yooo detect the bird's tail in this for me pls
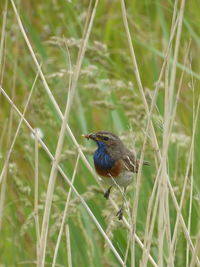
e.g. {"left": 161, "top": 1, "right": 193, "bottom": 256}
{"left": 136, "top": 159, "right": 150, "bottom": 168}
{"left": 135, "top": 159, "right": 150, "bottom": 173}
{"left": 143, "top": 160, "right": 150, "bottom": 166}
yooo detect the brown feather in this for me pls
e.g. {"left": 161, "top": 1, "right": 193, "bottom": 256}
{"left": 94, "top": 159, "right": 124, "bottom": 178}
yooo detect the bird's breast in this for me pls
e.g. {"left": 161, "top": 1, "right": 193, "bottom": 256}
{"left": 93, "top": 149, "right": 134, "bottom": 187}
{"left": 93, "top": 148, "right": 115, "bottom": 173}
{"left": 94, "top": 159, "right": 123, "bottom": 178}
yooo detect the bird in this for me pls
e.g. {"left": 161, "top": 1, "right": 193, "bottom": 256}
{"left": 82, "top": 131, "right": 149, "bottom": 220}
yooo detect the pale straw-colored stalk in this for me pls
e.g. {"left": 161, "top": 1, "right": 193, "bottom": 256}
{"left": 0, "top": 69, "right": 40, "bottom": 183}
{"left": 158, "top": 0, "right": 185, "bottom": 264}
{"left": 0, "top": 2, "right": 19, "bottom": 231}
{"left": 140, "top": 10, "right": 179, "bottom": 266}
{"left": 0, "top": 0, "right": 9, "bottom": 231}
{"left": 168, "top": 62, "right": 200, "bottom": 267}
{"left": 166, "top": 43, "right": 191, "bottom": 266}
{"left": 186, "top": 63, "right": 195, "bottom": 266}
{"left": 52, "top": 154, "right": 80, "bottom": 267}
{"left": 38, "top": 0, "right": 100, "bottom": 264}
{"left": 0, "top": 65, "right": 38, "bottom": 237}
{"left": 140, "top": 165, "right": 162, "bottom": 266}
{"left": 0, "top": 0, "right": 8, "bottom": 82}
{"left": 34, "top": 130, "right": 40, "bottom": 267}
{"left": 190, "top": 230, "right": 200, "bottom": 267}
{"left": 66, "top": 224, "right": 72, "bottom": 267}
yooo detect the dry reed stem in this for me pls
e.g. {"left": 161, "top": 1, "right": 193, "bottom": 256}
{"left": 51, "top": 43, "right": 73, "bottom": 267}
{"left": 120, "top": 0, "right": 161, "bottom": 160}
{"left": 140, "top": 166, "right": 162, "bottom": 266}
{"left": 170, "top": 91, "right": 200, "bottom": 264}
{"left": 167, "top": 43, "right": 191, "bottom": 266}
{"left": 1, "top": 66, "right": 42, "bottom": 263}
{"left": 52, "top": 154, "right": 80, "bottom": 267}
{"left": 0, "top": 67, "right": 39, "bottom": 234}
{"left": 168, "top": 181, "right": 200, "bottom": 266}
{"left": 186, "top": 63, "right": 195, "bottom": 266}
{"left": 120, "top": 2, "right": 160, "bottom": 265}
{"left": 157, "top": 3, "right": 179, "bottom": 264}
{"left": 168, "top": 74, "right": 200, "bottom": 266}
{"left": 34, "top": 130, "right": 40, "bottom": 267}
{"left": 0, "top": 0, "right": 9, "bottom": 231}
{"left": 140, "top": 11, "right": 180, "bottom": 267}
{"left": 158, "top": 0, "right": 185, "bottom": 264}
{"left": 38, "top": 0, "right": 99, "bottom": 265}
{"left": 132, "top": 13, "right": 180, "bottom": 267}
{"left": 0, "top": 3, "right": 18, "bottom": 231}
{"left": 0, "top": 0, "right": 8, "bottom": 81}
{"left": 190, "top": 231, "right": 200, "bottom": 267}
{"left": 120, "top": 0, "right": 168, "bottom": 265}
{"left": 0, "top": 69, "right": 40, "bottom": 183}
{"left": 66, "top": 224, "right": 72, "bottom": 267}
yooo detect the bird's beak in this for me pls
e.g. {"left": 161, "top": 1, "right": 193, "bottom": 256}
{"left": 82, "top": 133, "right": 96, "bottom": 140}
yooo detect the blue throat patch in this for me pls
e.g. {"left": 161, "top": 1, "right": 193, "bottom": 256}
{"left": 93, "top": 141, "right": 115, "bottom": 170}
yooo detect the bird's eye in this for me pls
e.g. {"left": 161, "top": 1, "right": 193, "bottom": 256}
{"left": 103, "top": 136, "right": 109, "bottom": 141}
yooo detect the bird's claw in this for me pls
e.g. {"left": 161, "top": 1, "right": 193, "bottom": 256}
{"left": 104, "top": 186, "right": 112, "bottom": 199}
{"left": 104, "top": 190, "right": 110, "bottom": 199}
{"left": 116, "top": 207, "right": 123, "bottom": 220}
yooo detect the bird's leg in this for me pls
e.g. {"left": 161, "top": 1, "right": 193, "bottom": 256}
{"left": 116, "top": 187, "right": 127, "bottom": 220}
{"left": 104, "top": 186, "right": 112, "bottom": 199}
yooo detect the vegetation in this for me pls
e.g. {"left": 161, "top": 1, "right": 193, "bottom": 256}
{"left": 0, "top": 0, "right": 200, "bottom": 266}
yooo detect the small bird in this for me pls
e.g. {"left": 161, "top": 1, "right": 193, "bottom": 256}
{"left": 83, "top": 131, "right": 149, "bottom": 220}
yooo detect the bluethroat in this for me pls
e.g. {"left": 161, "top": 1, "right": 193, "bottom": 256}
{"left": 83, "top": 131, "right": 149, "bottom": 220}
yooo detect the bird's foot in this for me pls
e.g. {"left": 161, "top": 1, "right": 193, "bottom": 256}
{"left": 116, "top": 207, "right": 123, "bottom": 220}
{"left": 104, "top": 186, "right": 112, "bottom": 199}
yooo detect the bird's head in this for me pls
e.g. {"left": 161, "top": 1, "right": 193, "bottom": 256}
{"left": 82, "top": 131, "right": 121, "bottom": 148}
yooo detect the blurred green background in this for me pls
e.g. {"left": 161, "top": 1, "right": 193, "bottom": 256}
{"left": 0, "top": 0, "right": 200, "bottom": 266}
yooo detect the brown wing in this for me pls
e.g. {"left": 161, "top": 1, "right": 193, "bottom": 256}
{"left": 122, "top": 151, "right": 150, "bottom": 173}
{"left": 122, "top": 150, "right": 138, "bottom": 173}
{"left": 105, "top": 140, "right": 150, "bottom": 173}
